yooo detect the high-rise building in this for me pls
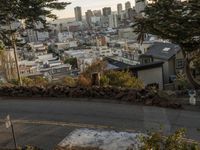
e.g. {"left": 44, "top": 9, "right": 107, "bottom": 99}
{"left": 109, "top": 13, "right": 118, "bottom": 28}
{"left": 85, "top": 10, "right": 94, "bottom": 26}
{"left": 74, "top": 6, "right": 82, "bottom": 22}
{"left": 135, "top": 0, "right": 146, "bottom": 14}
{"left": 102, "top": 7, "right": 112, "bottom": 17}
{"left": 93, "top": 10, "right": 102, "bottom": 17}
{"left": 125, "top": 1, "right": 131, "bottom": 11}
{"left": 117, "top": 3, "right": 123, "bottom": 15}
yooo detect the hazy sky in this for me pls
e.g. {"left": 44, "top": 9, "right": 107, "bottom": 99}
{"left": 53, "top": 0, "right": 136, "bottom": 19}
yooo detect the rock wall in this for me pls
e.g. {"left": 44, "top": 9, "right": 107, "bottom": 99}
{"left": 0, "top": 86, "right": 182, "bottom": 109}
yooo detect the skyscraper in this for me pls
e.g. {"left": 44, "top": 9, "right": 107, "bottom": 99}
{"left": 125, "top": 1, "right": 131, "bottom": 11}
{"left": 85, "top": 10, "right": 94, "bottom": 26}
{"left": 74, "top": 6, "right": 82, "bottom": 22}
{"left": 109, "top": 13, "right": 118, "bottom": 28}
{"left": 93, "top": 10, "right": 102, "bottom": 17}
{"left": 135, "top": 0, "right": 147, "bottom": 14}
{"left": 117, "top": 3, "right": 123, "bottom": 15}
{"left": 102, "top": 7, "right": 112, "bottom": 17}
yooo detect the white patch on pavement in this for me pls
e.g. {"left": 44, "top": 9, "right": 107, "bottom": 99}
{"left": 58, "top": 129, "right": 142, "bottom": 150}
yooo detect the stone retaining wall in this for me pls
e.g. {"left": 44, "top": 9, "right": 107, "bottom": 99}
{"left": 0, "top": 86, "right": 181, "bottom": 109}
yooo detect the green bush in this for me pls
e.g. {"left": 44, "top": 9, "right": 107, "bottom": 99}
{"left": 100, "top": 75, "right": 110, "bottom": 87}
{"left": 101, "top": 71, "right": 144, "bottom": 89}
{"left": 62, "top": 76, "right": 77, "bottom": 87}
{"left": 34, "top": 76, "right": 48, "bottom": 87}
{"left": 22, "top": 77, "right": 34, "bottom": 87}
{"left": 140, "top": 129, "right": 200, "bottom": 150}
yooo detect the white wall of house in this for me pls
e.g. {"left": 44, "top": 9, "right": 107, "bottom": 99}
{"left": 154, "top": 58, "right": 176, "bottom": 84}
{"left": 138, "top": 67, "right": 163, "bottom": 90}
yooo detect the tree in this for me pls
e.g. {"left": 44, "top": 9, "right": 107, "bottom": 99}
{"left": 0, "top": 0, "right": 70, "bottom": 85}
{"left": 82, "top": 60, "right": 107, "bottom": 78}
{"left": 133, "top": 0, "right": 200, "bottom": 88}
{"left": 64, "top": 57, "right": 78, "bottom": 69}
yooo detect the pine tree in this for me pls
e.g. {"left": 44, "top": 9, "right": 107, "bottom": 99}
{"left": 134, "top": 0, "right": 200, "bottom": 88}
{"left": 0, "top": 0, "right": 70, "bottom": 84}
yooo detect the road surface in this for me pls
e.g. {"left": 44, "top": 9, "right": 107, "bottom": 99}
{"left": 0, "top": 98, "right": 200, "bottom": 149}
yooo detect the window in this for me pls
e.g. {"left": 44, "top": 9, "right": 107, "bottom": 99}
{"left": 176, "top": 59, "right": 184, "bottom": 69}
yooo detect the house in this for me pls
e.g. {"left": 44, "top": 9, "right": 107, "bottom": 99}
{"left": 139, "top": 42, "right": 182, "bottom": 84}
{"left": 106, "top": 57, "right": 164, "bottom": 89}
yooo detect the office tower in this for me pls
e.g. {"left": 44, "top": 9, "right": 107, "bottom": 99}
{"left": 135, "top": 0, "right": 147, "bottom": 14}
{"left": 125, "top": 1, "right": 131, "bottom": 11}
{"left": 93, "top": 10, "right": 102, "bottom": 17}
{"left": 102, "top": 7, "right": 112, "bottom": 17}
{"left": 85, "top": 10, "right": 94, "bottom": 26}
{"left": 109, "top": 13, "right": 118, "bottom": 28}
{"left": 74, "top": 6, "right": 82, "bottom": 21}
{"left": 117, "top": 3, "right": 123, "bottom": 15}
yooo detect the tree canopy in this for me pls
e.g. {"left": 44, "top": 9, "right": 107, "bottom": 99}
{"left": 134, "top": 0, "right": 200, "bottom": 88}
{"left": 0, "top": 0, "right": 70, "bottom": 45}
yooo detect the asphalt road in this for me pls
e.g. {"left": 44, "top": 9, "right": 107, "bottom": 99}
{"left": 0, "top": 98, "right": 200, "bottom": 149}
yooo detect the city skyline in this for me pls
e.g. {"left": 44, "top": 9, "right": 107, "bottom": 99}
{"left": 53, "top": 0, "right": 136, "bottom": 19}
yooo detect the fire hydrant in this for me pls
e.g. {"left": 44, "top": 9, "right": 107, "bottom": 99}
{"left": 189, "top": 90, "right": 196, "bottom": 105}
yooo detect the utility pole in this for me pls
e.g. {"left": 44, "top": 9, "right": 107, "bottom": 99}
{"left": 11, "top": 33, "right": 22, "bottom": 86}
{"left": 8, "top": 19, "right": 22, "bottom": 86}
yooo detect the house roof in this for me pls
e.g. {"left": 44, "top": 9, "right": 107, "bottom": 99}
{"left": 106, "top": 57, "right": 164, "bottom": 71}
{"left": 145, "top": 42, "right": 181, "bottom": 60}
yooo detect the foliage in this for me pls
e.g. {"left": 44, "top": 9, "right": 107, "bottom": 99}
{"left": 77, "top": 75, "right": 91, "bottom": 87}
{"left": 100, "top": 75, "right": 110, "bottom": 87}
{"left": 82, "top": 60, "right": 107, "bottom": 78}
{"left": 176, "top": 73, "right": 190, "bottom": 90}
{"left": 10, "top": 79, "right": 20, "bottom": 85}
{"left": 133, "top": 0, "right": 200, "bottom": 88}
{"left": 140, "top": 128, "right": 200, "bottom": 150}
{"left": 0, "top": 0, "right": 70, "bottom": 45}
{"left": 18, "top": 145, "right": 43, "bottom": 150}
{"left": 64, "top": 57, "right": 78, "bottom": 69}
{"left": 101, "top": 71, "right": 144, "bottom": 89}
{"left": 22, "top": 77, "right": 34, "bottom": 86}
{"left": 62, "top": 76, "right": 77, "bottom": 87}
{"left": 34, "top": 76, "right": 48, "bottom": 87}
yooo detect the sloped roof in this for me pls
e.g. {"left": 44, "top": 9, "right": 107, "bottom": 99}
{"left": 145, "top": 42, "right": 181, "bottom": 60}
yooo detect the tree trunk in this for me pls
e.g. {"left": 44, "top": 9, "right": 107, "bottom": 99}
{"left": 185, "top": 58, "right": 200, "bottom": 89}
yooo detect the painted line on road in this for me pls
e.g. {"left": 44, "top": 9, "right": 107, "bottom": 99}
{"left": 0, "top": 119, "right": 136, "bottom": 132}
{"left": 0, "top": 119, "right": 199, "bottom": 144}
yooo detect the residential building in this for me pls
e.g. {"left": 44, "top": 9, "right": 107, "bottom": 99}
{"left": 125, "top": 1, "right": 131, "bottom": 11}
{"left": 102, "top": 7, "right": 112, "bottom": 17}
{"left": 106, "top": 57, "right": 164, "bottom": 89}
{"left": 109, "top": 13, "right": 118, "bottom": 28}
{"left": 74, "top": 6, "right": 82, "bottom": 22}
{"left": 135, "top": 0, "right": 146, "bottom": 14}
{"left": 117, "top": 3, "right": 123, "bottom": 15}
{"left": 85, "top": 10, "right": 94, "bottom": 26}
{"left": 139, "top": 42, "right": 181, "bottom": 84}
{"left": 93, "top": 10, "right": 102, "bottom": 17}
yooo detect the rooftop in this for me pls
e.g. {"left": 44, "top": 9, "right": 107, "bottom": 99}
{"left": 145, "top": 42, "right": 181, "bottom": 60}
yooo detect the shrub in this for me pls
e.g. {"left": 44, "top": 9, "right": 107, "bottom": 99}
{"left": 102, "top": 71, "right": 144, "bottom": 89}
{"left": 176, "top": 73, "right": 190, "bottom": 90}
{"left": 9, "top": 79, "right": 20, "bottom": 86}
{"left": 34, "top": 76, "right": 48, "bottom": 87}
{"left": 100, "top": 75, "right": 110, "bottom": 87}
{"left": 140, "top": 129, "right": 200, "bottom": 150}
{"left": 82, "top": 60, "right": 106, "bottom": 78}
{"left": 62, "top": 76, "right": 77, "bottom": 87}
{"left": 22, "top": 77, "right": 34, "bottom": 87}
{"left": 77, "top": 75, "right": 91, "bottom": 87}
